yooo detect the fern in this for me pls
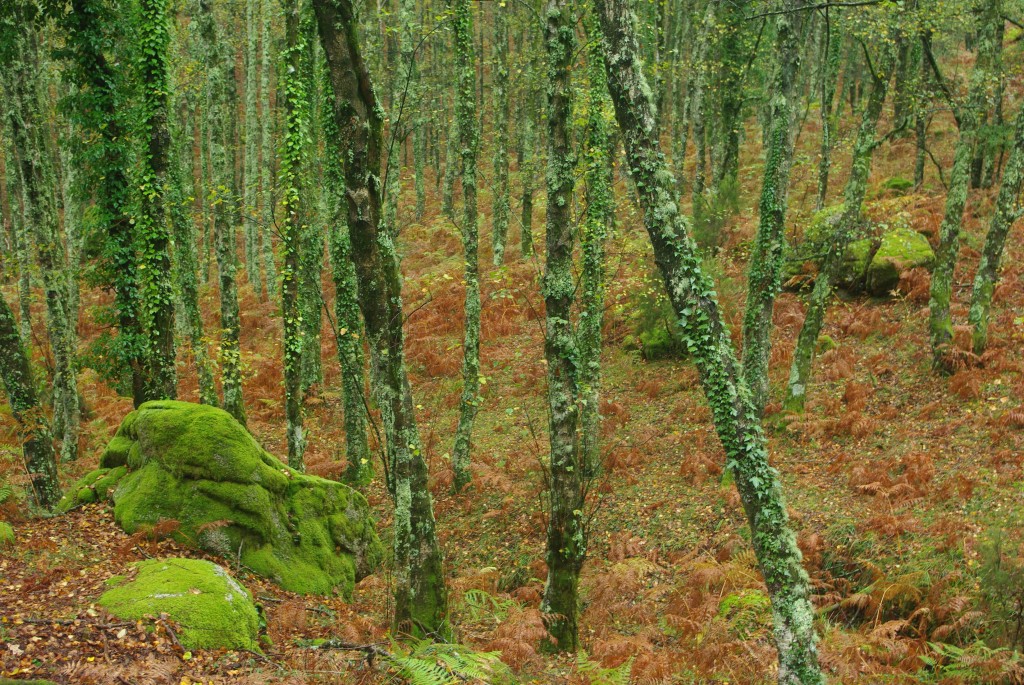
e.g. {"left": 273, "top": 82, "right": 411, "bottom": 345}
{"left": 0, "top": 481, "right": 13, "bottom": 505}
{"left": 576, "top": 650, "right": 633, "bottom": 685}
{"left": 384, "top": 639, "right": 515, "bottom": 685}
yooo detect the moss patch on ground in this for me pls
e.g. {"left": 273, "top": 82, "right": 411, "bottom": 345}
{"left": 99, "top": 558, "right": 259, "bottom": 651}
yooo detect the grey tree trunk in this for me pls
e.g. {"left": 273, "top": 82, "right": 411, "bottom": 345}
{"left": 451, "top": 0, "right": 482, "bottom": 493}
{"left": 312, "top": 0, "right": 448, "bottom": 637}
{"left": 815, "top": 13, "right": 843, "bottom": 210}
{"left": 491, "top": 6, "right": 511, "bottom": 265}
{"left": 593, "top": 2, "right": 823, "bottom": 681}
{"left": 540, "top": 0, "right": 585, "bottom": 651}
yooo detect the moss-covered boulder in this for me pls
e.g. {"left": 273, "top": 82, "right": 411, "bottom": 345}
{"left": 99, "top": 558, "right": 259, "bottom": 651}
{"left": 0, "top": 521, "right": 14, "bottom": 548}
{"left": 69, "top": 400, "right": 382, "bottom": 596}
{"left": 865, "top": 227, "right": 935, "bottom": 296}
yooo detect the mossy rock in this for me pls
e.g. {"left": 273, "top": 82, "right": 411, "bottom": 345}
{"left": 91, "top": 401, "right": 383, "bottom": 596}
{"left": 0, "top": 521, "right": 13, "bottom": 548}
{"left": 99, "top": 558, "right": 259, "bottom": 651}
{"left": 837, "top": 238, "right": 875, "bottom": 291}
{"left": 56, "top": 466, "right": 128, "bottom": 513}
{"left": 865, "top": 227, "right": 935, "bottom": 296}
{"left": 881, "top": 176, "right": 914, "bottom": 193}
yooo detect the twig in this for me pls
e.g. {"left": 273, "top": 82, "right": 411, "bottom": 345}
{"left": 745, "top": 0, "right": 883, "bottom": 21}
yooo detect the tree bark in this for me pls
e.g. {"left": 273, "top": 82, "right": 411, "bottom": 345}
{"left": 312, "top": 0, "right": 447, "bottom": 637}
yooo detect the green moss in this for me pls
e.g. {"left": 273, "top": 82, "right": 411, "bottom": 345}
{"left": 99, "top": 558, "right": 259, "bottom": 651}
{"left": 838, "top": 238, "right": 875, "bottom": 290}
{"left": 56, "top": 466, "right": 129, "bottom": 513}
{"left": 103, "top": 401, "right": 383, "bottom": 596}
{"left": 882, "top": 176, "right": 913, "bottom": 193}
{"left": 0, "top": 521, "right": 14, "bottom": 547}
{"left": 816, "top": 335, "right": 839, "bottom": 354}
{"left": 866, "top": 227, "right": 935, "bottom": 296}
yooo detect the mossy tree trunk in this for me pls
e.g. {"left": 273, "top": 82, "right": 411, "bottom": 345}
{"left": 815, "top": 11, "right": 843, "bottom": 210}
{"left": 709, "top": 0, "right": 749, "bottom": 190}
{"left": 741, "top": 0, "right": 805, "bottom": 416}
{"left": 593, "top": 2, "right": 824, "bottom": 681}
{"left": 579, "top": 10, "right": 614, "bottom": 477}
{"left": 259, "top": 0, "right": 278, "bottom": 299}
{"left": 243, "top": 0, "right": 264, "bottom": 300}
{"left": 197, "top": 0, "right": 246, "bottom": 425}
{"left": 137, "top": 0, "right": 178, "bottom": 403}
{"left": 928, "top": 0, "right": 1000, "bottom": 372}
{"left": 967, "top": 97, "right": 1024, "bottom": 354}
{"left": 312, "top": 0, "right": 448, "bottom": 637}
{"left": 64, "top": 0, "right": 146, "bottom": 405}
{"left": 281, "top": 0, "right": 308, "bottom": 468}
{"left": 0, "top": 292, "right": 62, "bottom": 511}
{"left": 539, "top": 0, "right": 585, "bottom": 652}
{"left": 784, "top": 40, "right": 897, "bottom": 414}
{"left": 451, "top": 0, "right": 482, "bottom": 493}
{"left": 6, "top": 18, "right": 80, "bottom": 463}
{"left": 491, "top": 5, "right": 511, "bottom": 266}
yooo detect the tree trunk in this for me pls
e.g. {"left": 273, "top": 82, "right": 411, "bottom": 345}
{"left": 967, "top": 97, "right": 1024, "bottom": 354}
{"left": 593, "top": 2, "right": 824, "bottom": 681}
{"left": 137, "top": 0, "right": 178, "bottom": 402}
{"left": 929, "top": 0, "right": 999, "bottom": 372}
{"left": 491, "top": 6, "right": 511, "bottom": 265}
{"left": 741, "top": 0, "right": 805, "bottom": 416}
{"left": 451, "top": 0, "right": 482, "bottom": 493}
{"left": 312, "top": 0, "right": 447, "bottom": 637}
{"left": 540, "top": 0, "right": 585, "bottom": 651}
{"left": 785, "top": 43, "right": 897, "bottom": 413}
{"left": 244, "top": 0, "right": 264, "bottom": 299}
{"left": 259, "top": 0, "right": 278, "bottom": 298}
{"left": 815, "top": 12, "right": 843, "bottom": 210}
{"left": 0, "top": 292, "right": 62, "bottom": 510}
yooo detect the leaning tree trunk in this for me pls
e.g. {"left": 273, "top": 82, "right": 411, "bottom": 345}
{"left": 540, "top": 0, "right": 585, "bottom": 652}
{"left": 0, "top": 292, "right": 62, "bottom": 510}
{"left": 451, "top": 0, "right": 482, "bottom": 493}
{"left": 928, "top": 0, "right": 1000, "bottom": 372}
{"left": 741, "top": 0, "right": 805, "bottom": 416}
{"left": 137, "top": 0, "right": 177, "bottom": 402}
{"left": 312, "top": 0, "right": 447, "bottom": 637}
{"left": 967, "top": 100, "right": 1024, "bottom": 354}
{"left": 784, "top": 43, "right": 896, "bottom": 413}
{"left": 593, "top": 2, "right": 824, "bottom": 681}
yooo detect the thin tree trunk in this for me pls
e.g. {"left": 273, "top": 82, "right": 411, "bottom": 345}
{"left": 244, "top": 0, "right": 264, "bottom": 299}
{"left": 491, "top": 6, "right": 511, "bottom": 265}
{"left": 929, "top": 0, "right": 999, "bottom": 372}
{"left": 785, "top": 43, "right": 897, "bottom": 412}
{"left": 0, "top": 292, "right": 62, "bottom": 510}
{"left": 451, "top": 0, "right": 482, "bottom": 493}
{"left": 741, "top": 0, "right": 805, "bottom": 416}
{"left": 594, "top": 3, "right": 824, "bottom": 681}
{"left": 967, "top": 100, "right": 1024, "bottom": 354}
{"left": 815, "top": 11, "right": 842, "bottom": 210}
{"left": 259, "top": 0, "right": 278, "bottom": 298}
{"left": 313, "top": 0, "right": 447, "bottom": 636}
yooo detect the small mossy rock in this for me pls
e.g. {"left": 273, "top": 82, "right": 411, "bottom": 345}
{"left": 866, "top": 227, "right": 935, "bottom": 296}
{"left": 99, "top": 558, "right": 259, "bottom": 651}
{"left": 0, "top": 521, "right": 14, "bottom": 548}
{"left": 106, "top": 400, "right": 383, "bottom": 595}
{"left": 56, "top": 465, "right": 129, "bottom": 513}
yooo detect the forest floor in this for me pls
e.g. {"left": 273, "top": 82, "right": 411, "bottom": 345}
{"left": 2, "top": 102, "right": 1024, "bottom": 685}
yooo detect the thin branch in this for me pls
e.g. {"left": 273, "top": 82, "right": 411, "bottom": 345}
{"left": 745, "top": 0, "right": 882, "bottom": 21}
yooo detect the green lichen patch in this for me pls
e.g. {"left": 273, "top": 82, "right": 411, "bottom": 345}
{"left": 101, "top": 401, "right": 383, "bottom": 596}
{"left": 0, "top": 521, "right": 14, "bottom": 548}
{"left": 866, "top": 227, "right": 936, "bottom": 296}
{"left": 99, "top": 558, "right": 259, "bottom": 651}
